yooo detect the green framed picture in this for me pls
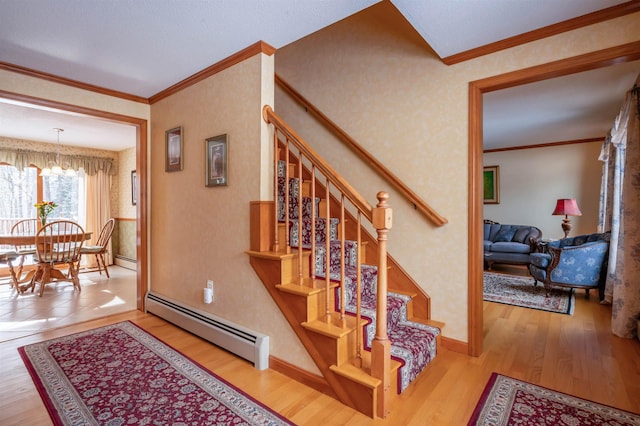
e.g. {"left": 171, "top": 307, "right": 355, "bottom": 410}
{"left": 483, "top": 165, "right": 499, "bottom": 204}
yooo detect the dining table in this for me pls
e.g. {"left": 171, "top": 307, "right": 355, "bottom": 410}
{"left": 0, "top": 231, "right": 92, "bottom": 293}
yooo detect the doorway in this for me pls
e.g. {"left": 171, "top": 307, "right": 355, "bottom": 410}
{"left": 467, "top": 41, "right": 640, "bottom": 356}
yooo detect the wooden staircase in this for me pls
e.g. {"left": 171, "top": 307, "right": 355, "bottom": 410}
{"left": 247, "top": 105, "right": 443, "bottom": 418}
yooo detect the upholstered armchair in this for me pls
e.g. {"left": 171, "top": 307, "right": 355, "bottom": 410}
{"left": 528, "top": 232, "right": 610, "bottom": 299}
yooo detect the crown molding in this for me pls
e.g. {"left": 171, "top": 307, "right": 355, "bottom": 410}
{"left": 0, "top": 61, "right": 149, "bottom": 104}
{"left": 442, "top": 1, "right": 640, "bottom": 65}
{"left": 483, "top": 137, "right": 605, "bottom": 153}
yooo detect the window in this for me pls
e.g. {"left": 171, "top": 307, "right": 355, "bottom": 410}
{"left": 0, "top": 165, "right": 86, "bottom": 232}
{"left": 42, "top": 174, "right": 85, "bottom": 223}
{"left": 0, "top": 165, "right": 37, "bottom": 233}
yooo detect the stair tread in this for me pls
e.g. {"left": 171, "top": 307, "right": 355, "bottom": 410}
{"left": 277, "top": 279, "right": 339, "bottom": 295}
{"left": 302, "top": 313, "right": 357, "bottom": 338}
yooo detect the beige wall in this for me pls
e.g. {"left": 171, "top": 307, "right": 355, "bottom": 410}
{"left": 149, "top": 53, "right": 317, "bottom": 372}
{"left": 484, "top": 142, "right": 603, "bottom": 240}
{"left": 117, "top": 147, "right": 137, "bottom": 219}
{"left": 275, "top": 2, "right": 640, "bottom": 342}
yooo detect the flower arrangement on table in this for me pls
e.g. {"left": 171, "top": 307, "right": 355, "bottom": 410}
{"left": 34, "top": 201, "right": 58, "bottom": 226}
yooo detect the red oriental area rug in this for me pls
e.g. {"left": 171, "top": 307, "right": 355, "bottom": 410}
{"left": 19, "top": 321, "right": 295, "bottom": 426}
{"left": 468, "top": 373, "right": 640, "bottom": 425}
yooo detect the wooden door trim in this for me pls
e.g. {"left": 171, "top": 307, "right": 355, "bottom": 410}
{"left": 0, "top": 89, "right": 148, "bottom": 311}
{"left": 468, "top": 41, "right": 640, "bottom": 356}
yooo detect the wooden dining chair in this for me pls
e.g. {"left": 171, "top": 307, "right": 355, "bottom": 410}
{"left": 10, "top": 218, "right": 39, "bottom": 284}
{"left": 0, "top": 249, "right": 20, "bottom": 289}
{"left": 29, "top": 220, "right": 85, "bottom": 297}
{"left": 77, "top": 218, "right": 115, "bottom": 277}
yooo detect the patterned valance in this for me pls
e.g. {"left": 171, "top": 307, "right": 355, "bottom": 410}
{"left": 0, "top": 148, "right": 116, "bottom": 176}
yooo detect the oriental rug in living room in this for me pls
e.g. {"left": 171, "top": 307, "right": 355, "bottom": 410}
{"left": 18, "top": 321, "right": 294, "bottom": 426}
{"left": 483, "top": 271, "right": 575, "bottom": 315}
{"left": 468, "top": 372, "right": 640, "bottom": 425}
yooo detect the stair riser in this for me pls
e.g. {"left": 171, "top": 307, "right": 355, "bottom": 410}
{"left": 280, "top": 254, "right": 311, "bottom": 285}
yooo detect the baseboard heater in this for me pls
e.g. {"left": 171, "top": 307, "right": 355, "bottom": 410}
{"left": 145, "top": 291, "right": 269, "bottom": 370}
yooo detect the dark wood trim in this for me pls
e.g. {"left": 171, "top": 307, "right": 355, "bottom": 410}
{"left": 0, "top": 62, "right": 149, "bottom": 104}
{"left": 0, "top": 89, "right": 148, "bottom": 312}
{"left": 149, "top": 41, "right": 276, "bottom": 104}
{"left": 269, "top": 356, "right": 334, "bottom": 397}
{"left": 443, "top": 2, "right": 640, "bottom": 65}
{"left": 468, "top": 41, "right": 640, "bottom": 357}
{"left": 484, "top": 137, "right": 605, "bottom": 153}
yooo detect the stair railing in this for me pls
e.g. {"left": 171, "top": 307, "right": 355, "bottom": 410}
{"left": 275, "top": 74, "right": 447, "bottom": 228}
{"left": 263, "top": 105, "right": 392, "bottom": 417}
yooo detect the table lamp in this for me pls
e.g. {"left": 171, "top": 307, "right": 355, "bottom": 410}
{"left": 552, "top": 198, "right": 582, "bottom": 238}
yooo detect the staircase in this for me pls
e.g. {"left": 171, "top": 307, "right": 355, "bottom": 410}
{"left": 248, "top": 106, "right": 443, "bottom": 418}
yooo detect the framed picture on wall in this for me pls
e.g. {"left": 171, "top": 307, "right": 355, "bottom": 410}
{"left": 131, "top": 170, "right": 137, "bottom": 206}
{"left": 205, "top": 134, "right": 228, "bottom": 187}
{"left": 165, "top": 126, "right": 183, "bottom": 172}
{"left": 483, "top": 165, "right": 500, "bottom": 204}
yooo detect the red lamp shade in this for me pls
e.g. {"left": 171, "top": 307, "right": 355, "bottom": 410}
{"left": 552, "top": 198, "right": 582, "bottom": 216}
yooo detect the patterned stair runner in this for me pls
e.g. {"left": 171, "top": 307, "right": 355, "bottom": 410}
{"left": 278, "top": 163, "right": 439, "bottom": 392}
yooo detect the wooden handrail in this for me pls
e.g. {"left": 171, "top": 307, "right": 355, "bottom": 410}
{"left": 275, "top": 74, "right": 448, "bottom": 227}
{"left": 263, "top": 105, "right": 374, "bottom": 222}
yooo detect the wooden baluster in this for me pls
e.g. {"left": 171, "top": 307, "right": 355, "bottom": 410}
{"left": 371, "top": 192, "right": 392, "bottom": 418}
{"left": 325, "top": 178, "right": 331, "bottom": 322}
{"left": 354, "top": 211, "right": 362, "bottom": 367}
{"left": 339, "top": 195, "right": 346, "bottom": 324}
{"left": 284, "top": 141, "right": 291, "bottom": 254}
{"left": 272, "top": 129, "right": 279, "bottom": 252}
{"left": 310, "top": 166, "right": 316, "bottom": 281}
{"left": 297, "top": 155, "right": 303, "bottom": 285}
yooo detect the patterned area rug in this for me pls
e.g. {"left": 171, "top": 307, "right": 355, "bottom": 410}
{"left": 19, "top": 321, "right": 294, "bottom": 426}
{"left": 468, "top": 373, "right": 640, "bottom": 425}
{"left": 484, "top": 271, "right": 575, "bottom": 315}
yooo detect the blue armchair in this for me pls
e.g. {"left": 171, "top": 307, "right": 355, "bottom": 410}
{"left": 528, "top": 232, "right": 610, "bottom": 299}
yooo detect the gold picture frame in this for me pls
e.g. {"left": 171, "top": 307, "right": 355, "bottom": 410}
{"left": 483, "top": 165, "right": 500, "bottom": 204}
{"left": 165, "top": 126, "right": 183, "bottom": 172}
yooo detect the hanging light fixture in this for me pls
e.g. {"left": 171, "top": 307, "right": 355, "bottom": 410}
{"left": 40, "top": 128, "right": 76, "bottom": 177}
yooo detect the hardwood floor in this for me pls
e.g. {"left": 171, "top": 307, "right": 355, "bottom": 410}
{"left": 1, "top": 270, "right": 639, "bottom": 425}
{"left": 0, "top": 266, "right": 136, "bottom": 342}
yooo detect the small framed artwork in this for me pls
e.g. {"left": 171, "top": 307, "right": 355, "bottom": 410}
{"left": 165, "top": 126, "right": 183, "bottom": 172}
{"left": 131, "top": 170, "right": 137, "bottom": 206}
{"left": 206, "top": 134, "right": 228, "bottom": 187}
{"left": 483, "top": 165, "right": 500, "bottom": 204}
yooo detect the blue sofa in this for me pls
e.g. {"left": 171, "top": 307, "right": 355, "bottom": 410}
{"left": 529, "top": 232, "right": 610, "bottom": 299}
{"left": 484, "top": 223, "right": 542, "bottom": 269}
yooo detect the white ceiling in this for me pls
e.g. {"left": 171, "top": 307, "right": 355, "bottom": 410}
{"left": 0, "top": 0, "right": 637, "bottom": 151}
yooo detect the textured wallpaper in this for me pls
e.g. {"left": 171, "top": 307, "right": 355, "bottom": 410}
{"left": 149, "top": 53, "right": 316, "bottom": 372}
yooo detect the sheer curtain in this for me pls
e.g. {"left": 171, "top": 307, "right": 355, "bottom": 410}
{"left": 84, "top": 170, "right": 113, "bottom": 269}
{"left": 598, "top": 74, "right": 640, "bottom": 338}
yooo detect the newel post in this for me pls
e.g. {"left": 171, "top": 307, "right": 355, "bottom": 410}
{"left": 371, "top": 191, "right": 392, "bottom": 418}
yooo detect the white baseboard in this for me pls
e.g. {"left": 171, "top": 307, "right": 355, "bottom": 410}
{"left": 115, "top": 258, "right": 136, "bottom": 271}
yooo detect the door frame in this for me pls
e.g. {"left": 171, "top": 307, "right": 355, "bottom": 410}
{"left": 467, "top": 41, "right": 640, "bottom": 356}
{"left": 0, "top": 89, "right": 149, "bottom": 311}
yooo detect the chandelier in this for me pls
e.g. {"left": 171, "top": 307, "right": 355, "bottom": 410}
{"left": 39, "top": 128, "right": 76, "bottom": 177}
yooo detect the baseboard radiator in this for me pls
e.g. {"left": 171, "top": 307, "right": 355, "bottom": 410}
{"left": 145, "top": 291, "right": 269, "bottom": 370}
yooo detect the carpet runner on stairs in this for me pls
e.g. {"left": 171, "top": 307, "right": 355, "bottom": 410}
{"left": 278, "top": 162, "right": 439, "bottom": 393}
